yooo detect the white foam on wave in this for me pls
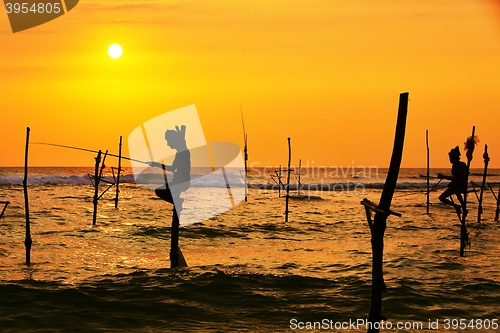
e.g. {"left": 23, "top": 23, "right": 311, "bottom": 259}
{"left": 0, "top": 171, "right": 245, "bottom": 187}
{"left": 0, "top": 174, "right": 137, "bottom": 185}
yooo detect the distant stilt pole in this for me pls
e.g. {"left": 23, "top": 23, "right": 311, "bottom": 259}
{"left": 297, "top": 159, "right": 302, "bottom": 196}
{"left": 366, "top": 92, "right": 409, "bottom": 332}
{"left": 170, "top": 207, "right": 180, "bottom": 268}
{"left": 115, "top": 136, "right": 123, "bottom": 208}
{"left": 92, "top": 150, "right": 102, "bottom": 226}
{"left": 23, "top": 127, "right": 32, "bottom": 264}
{"left": 244, "top": 136, "right": 248, "bottom": 202}
{"left": 426, "top": 130, "right": 430, "bottom": 214}
{"left": 278, "top": 165, "right": 282, "bottom": 198}
{"left": 477, "top": 144, "right": 489, "bottom": 223}
{"left": 460, "top": 126, "right": 475, "bottom": 256}
{"left": 285, "top": 138, "right": 291, "bottom": 222}
{"left": 495, "top": 183, "right": 500, "bottom": 222}
{"left": 241, "top": 105, "right": 249, "bottom": 202}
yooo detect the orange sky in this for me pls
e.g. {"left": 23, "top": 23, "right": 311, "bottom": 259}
{"left": 1, "top": 0, "right": 500, "bottom": 169}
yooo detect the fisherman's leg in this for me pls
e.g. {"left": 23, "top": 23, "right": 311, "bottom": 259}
{"left": 171, "top": 191, "right": 184, "bottom": 213}
{"left": 455, "top": 192, "right": 468, "bottom": 218}
{"left": 439, "top": 189, "right": 459, "bottom": 208}
{"left": 155, "top": 184, "right": 174, "bottom": 204}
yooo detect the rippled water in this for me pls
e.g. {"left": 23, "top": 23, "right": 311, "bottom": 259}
{"left": 1, "top": 168, "right": 500, "bottom": 332}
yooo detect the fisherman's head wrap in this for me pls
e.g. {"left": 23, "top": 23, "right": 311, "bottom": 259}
{"left": 165, "top": 125, "right": 187, "bottom": 149}
{"left": 448, "top": 146, "right": 461, "bottom": 158}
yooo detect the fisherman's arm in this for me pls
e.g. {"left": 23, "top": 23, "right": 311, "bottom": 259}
{"left": 147, "top": 161, "right": 175, "bottom": 171}
{"left": 437, "top": 173, "right": 452, "bottom": 180}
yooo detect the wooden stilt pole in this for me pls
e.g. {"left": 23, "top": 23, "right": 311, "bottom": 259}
{"left": 495, "top": 183, "right": 500, "bottom": 222}
{"left": 170, "top": 207, "right": 180, "bottom": 268}
{"left": 92, "top": 150, "right": 102, "bottom": 226}
{"left": 23, "top": 127, "right": 32, "bottom": 264}
{"left": 460, "top": 126, "right": 475, "bottom": 256}
{"left": 115, "top": 136, "right": 122, "bottom": 208}
{"left": 426, "top": 130, "right": 430, "bottom": 214}
{"left": 278, "top": 165, "right": 282, "bottom": 198}
{"left": 285, "top": 138, "right": 291, "bottom": 222}
{"left": 244, "top": 135, "right": 248, "bottom": 202}
{"left": 297, "top": 159, "right": 302, "bottom": 196}
{"left": 241, "top": 105, "right": 249, "bottom": 202}
{"left": 366, "top": 92, "right": 409, "bottom": 332}
{"left": 477, "top": 144, "right": 489, "bottom": 223}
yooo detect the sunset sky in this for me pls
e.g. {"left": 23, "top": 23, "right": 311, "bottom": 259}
{"left": 1, "top": 0, "right": 500, "bottom": 169}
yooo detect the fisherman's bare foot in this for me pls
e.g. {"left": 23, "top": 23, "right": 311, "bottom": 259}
{"left": 454, "top": 205, "right": 462, "bottom": 218}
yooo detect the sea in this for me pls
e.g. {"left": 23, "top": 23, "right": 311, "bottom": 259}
{"left": 0, "top": 166, "right": 500, "bottom": 332}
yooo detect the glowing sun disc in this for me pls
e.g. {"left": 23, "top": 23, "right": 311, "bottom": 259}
{"left": 108, "top": 44, "right": 123, "bottom": 59}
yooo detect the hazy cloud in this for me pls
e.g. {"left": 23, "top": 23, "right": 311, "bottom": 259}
{"left": 79, "top": 1, "right": 186, "bottom": 12}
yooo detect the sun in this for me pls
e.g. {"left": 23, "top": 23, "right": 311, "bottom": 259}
{"left": 108, "top": 44, "right": 123, "bottom": 59}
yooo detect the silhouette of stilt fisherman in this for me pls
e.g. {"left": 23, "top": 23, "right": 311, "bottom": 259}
{"left": 148, "top": 125, "right": 191, "bottom": 212}
{"left": 438, "top": 146, "right": 468, "bottom": 218}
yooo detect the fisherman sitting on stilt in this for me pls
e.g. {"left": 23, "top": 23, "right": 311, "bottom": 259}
{"left": 148, "top": 125, "right": 191, "bottom": 212}
{"left": 437, "top": 146, "right": 468, "bottom": 218}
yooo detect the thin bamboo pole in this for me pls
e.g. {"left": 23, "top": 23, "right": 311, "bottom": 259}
{"left": 170, "top": 207, "right": 180, "bottom": 268}
{"left": 244, "top": 134, "right": 248, "bottom": 202}
{"left": 278, "top": 165, "right": 282, "bottom": 198}
{"left": 297, "top": 159, "right": 302, "bottom": 196}
{"left": 426, "top": 130, "right": 430, "bottom": 214}
{"left": 460, "top": 126, "right": 475, "bottom": 257}
{"left": 477, "top": 144, "right": 489, "bottom": 223}
{"left": 285, "top": 138, "right": 291, "bottom": 222}
{"left": 241, "top": 105, "right": 248, "bottom": 202}
{"left": 92, "top": 150, "right": 102, "bottom": 226}
{"left": 115, "top": 136, "right": 122, "bottom": 208}
{"left": 496, "top": 184, "right": 500, "bottom": 222}
{"left": 23, "top": 127, "right": 32, "bottom": 264}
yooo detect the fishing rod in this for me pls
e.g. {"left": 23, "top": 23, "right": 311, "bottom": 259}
{"left": 394, "top": 178, "right": 445, "bottom": 198}
{"left": 32, "top": 142, "right": 150, "bottom": 165}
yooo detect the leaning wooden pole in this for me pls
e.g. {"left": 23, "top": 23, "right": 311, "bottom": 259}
{"left": 0, "top": 201, "right": 10, "bottom": 219}
{"left": 477, "top": 144, "right": 489, "bottom": 223}
{"left": 23, "top": 127, "right": 32, "bottom": 264}
{"left": 92, "top": 150, "right": 102, "bottom": 226}
{"left": 115, "top": 136, "right": 123, "bottom": 208}
{"left": 426, "top": 130, "right": 430, "bottom": 214}
{"left": 367, "top": 92, "right": 409, "bottom": 332}
{"left": 460, "top": 126, "right": 475, "bottom": 256}
{"left": 285, "top": 137, "right": 291, "bottom": 222}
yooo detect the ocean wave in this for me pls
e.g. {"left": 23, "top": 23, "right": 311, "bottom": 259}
{"left": 0, "top": 172, "right": 245, "bottom": 187}
{"left": 249, "top": 181, "right": 447, "bottom": 191}
{"left": 0, "top": 174, "right": 137, "bottom": 185}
